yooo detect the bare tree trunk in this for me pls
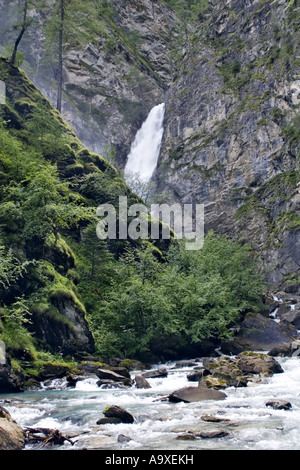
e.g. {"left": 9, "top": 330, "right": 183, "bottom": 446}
{"left": 10, "top": 0, "right": 30, "bottom": 66}
{"left": 56, "top": 0, "right": 64, "bottom": 113}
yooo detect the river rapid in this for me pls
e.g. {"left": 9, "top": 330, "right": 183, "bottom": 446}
{"left": 1, "top": 355, "right": 300, "bottom": 451}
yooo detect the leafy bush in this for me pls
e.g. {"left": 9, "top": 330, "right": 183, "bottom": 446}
{"left": 89, "top": 233, "right": 264, "bottom": 358}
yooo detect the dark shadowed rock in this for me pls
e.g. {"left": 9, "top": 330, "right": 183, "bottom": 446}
{"left": 175, "top": 361, "right": 197, "bottom": 368}
{"left": 266, "top": 399, "right": 292, "bottom": 410}
{"left": 196, "top": 430, "right": 230, "bottom": 439}
{"left": 96, "top": 368, "right": 130, "bottom": 384}
{"left": 96, "top": 417, "right": 123, "bottom": 425}
{"left": 118, "top": 434, "right": 132, "bottom": 443}
{"left": 268, "top": 340, "right": 300, "bottom": 357}
{"left": 103, "top": 405, "right": 134, "bottom": 424}
{"left": 168, "top": 386, "right": 227, "bottom": 403}
{"left": 143, "top": 368, "right": 168, "bottom": 378}
{"left": 187, "top": 370, "right": 205, "bottom": 382}
{"left": 176, "top": 433, "right": 196, "bottom": 440}
{"left": 108, "top": 367, "right": 131, "bottom": 379}
{"left": 222, "top": 313, "right": 297, "bottom": 353}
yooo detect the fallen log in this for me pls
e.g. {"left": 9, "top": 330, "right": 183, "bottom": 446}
{"left": 24, "top": 427, "right": 78, "bottom": 447}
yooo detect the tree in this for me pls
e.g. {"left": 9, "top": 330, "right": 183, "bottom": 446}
{"left": 56, "top": 0, "right": 65, "bottom": 113}
{"left": 45, "top": 0, "right": 107, "bottom": 113}
{"left": 10, "top": 0, "right": 33, "bottom": 66}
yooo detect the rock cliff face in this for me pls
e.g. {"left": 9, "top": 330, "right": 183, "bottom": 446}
{"left": 155, "top": 0, "right": 300, "bottom": 290}
{"left": 0, "top": 0, "right": 177, "bottom": 162}
{"left": 0, "top": 0, "right": 299, "bottom": 292}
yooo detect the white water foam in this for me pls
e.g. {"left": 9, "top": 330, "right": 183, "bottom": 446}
{"left": 2, "top": 357, "right": 300, "bottom": 450}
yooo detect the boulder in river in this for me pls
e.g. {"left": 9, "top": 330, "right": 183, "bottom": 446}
{"left": 237, "top": 352, "right": 284, "bottom": 375}
{"left": 108, "top": 367, "right": 131, "bottom": 379}
{"left": 168, "top": 386, "right": 227, "bottom": 403}
{"left": 117, "top": 434, "right": 132, "bottom": 443}
{"left": 175, "top": 361, "right": 198, "bottom": 368}
{"left": 96, "top": 417, "right": 123, "bottom": 425}
{"left": 134, "top": 375, "right": 151, "bottom": 389}
{"left": 142, "top": 368, "right": 168, "bottom": 379}
{"left": 201, "top": 352, "right": 283, "bottom": 388}
{"left": 196, "top": 430, "right": 230, "bottom": 439}
{"left": 266, "top": 399, "right": 292, "bottom": 410}
{"left": 102, "top": 405, "right": 135, "bottom": 424}
{"left": 0, "top": 406, "right": 25, "bottom": 450}
{"left": 96, "top": 368, "right": 132, "bottom": 385}
{"left": 202, "top": 356, "right": 248, "bottom": 388}
{"left": 187, "top": 370, "right": 205, "bottom": 382}
{"left": 268, "top": 340, "right": 300, "bottom": 357}
{"left": 201, "top": 414, "right": 230, "bottom": 423}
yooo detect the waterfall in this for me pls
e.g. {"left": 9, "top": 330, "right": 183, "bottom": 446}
{"left": 125, "top": 103, "right": 165, "bottom": 184}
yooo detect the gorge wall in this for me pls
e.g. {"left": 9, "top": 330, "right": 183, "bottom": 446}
{"left": 0, "top": 0, "right": 177, "bottom": 161}
{"left": 155, "top": 0, "right": 300, "bottom": 290}
{"left": 0, "top": 0, "right": 299, "bottom": 292}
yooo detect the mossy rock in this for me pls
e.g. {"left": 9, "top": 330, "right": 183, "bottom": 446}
{"left": 34, "top": 361, "right": 80, "bottom": 381}
{"left": 1, "top": 104, "right": 22, "bottom": 129}
{"left": 199, "top": 376, "right": 228, "bottom": 389}
{"left": 78, "top": 148, "right": 115, "bottom": 174}
{"left": 14, "top": 97, "right": 37, "bottom": 117}
{"left": 119, "top": 359, "right": 147, "bottom": 371}
{"left": 43, "top": 143, "right": 77, "bottom": 167}
{"left": 63, "top": 163, "right": 85, "bottom": 177}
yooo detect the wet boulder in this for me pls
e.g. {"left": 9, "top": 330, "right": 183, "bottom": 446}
{"left": 134, "top": 375, "right": 151, "bottom": 389}
{"left": 142, "top": 368, "right": 168, "bottom": 379}
{"left": 118, "top": 434, "right": 132, "bottom": 443}
{"left": 96, "top": 368, "right": 132, "bottom": 386}
{"left": 0, "top": 407, "right": 25, "bottom": 450}
{"left": 102, "top": 405, "right": 134, "bottom": 424}
{"left": 202, "top": 356, "right": 248, "bottom": 388}
{"left": 168, "top": 386, "right": 227, "bottom": 403}
{"left": 236, "top": 352, "right": 284, "bottom": 375}
{"left": 96, "top": 417, "right": 123, "bottom": 425}
{"left": 221, "top": 313, "right": 297, "bottom": 353}
{"left": 196, "top": 430, "right": 230, "bottom": 439}
{"left": 201, "top": 352, "right": 283, "bottom": 388}
{"left": 108, "top": 367, "right": 131, "bottom": 379}
{"left": 266, "top": 399, "right": 292, "bottom": 410}
{"left": 175, "top": 361, "right": 198, "bottom": 368}
{"left": 268, "top": 340, "right": 300, "bottom": 357}
{"left": 187, "top": 370, "right": 205, "bottom": 382}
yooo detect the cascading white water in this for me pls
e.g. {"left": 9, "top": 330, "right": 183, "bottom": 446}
{"left": 125, "top": 103, "right": 165, "bottom": 183}
{"left": 3, "top": 357, "right": 300, "bottom": 451}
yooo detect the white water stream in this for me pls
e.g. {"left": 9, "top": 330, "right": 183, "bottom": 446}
{"left": 1, "top": 356, "right": 300, "bottom": 450}
{"left": 125, "top": 103, "right": 165, "bottom": 183}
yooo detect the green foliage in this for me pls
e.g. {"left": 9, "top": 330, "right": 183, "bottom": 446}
{"left": 89, "top": 234, "right": 263, "bottom": 358}
{"left": 0, "top": 296, "right": 37, "bottom": 360}
{"left": 0, "top": 243, "right": 24, "bottom": 289}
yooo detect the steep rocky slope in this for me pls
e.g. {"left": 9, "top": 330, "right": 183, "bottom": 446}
{"left": 0, "top": 0, "right": 178, "bottom": 162}
{"left": 0, "top": 56, "right": 149, "bottom": 361}
{"left": 0, "top": 0, "right": 299, "bottom": 324}
{"left": 155, "top": 0, "right": 300, "bottom": 290}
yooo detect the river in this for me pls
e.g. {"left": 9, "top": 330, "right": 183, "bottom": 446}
{"left": 1, "top": 356, "right": 300, "bottom": 451}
